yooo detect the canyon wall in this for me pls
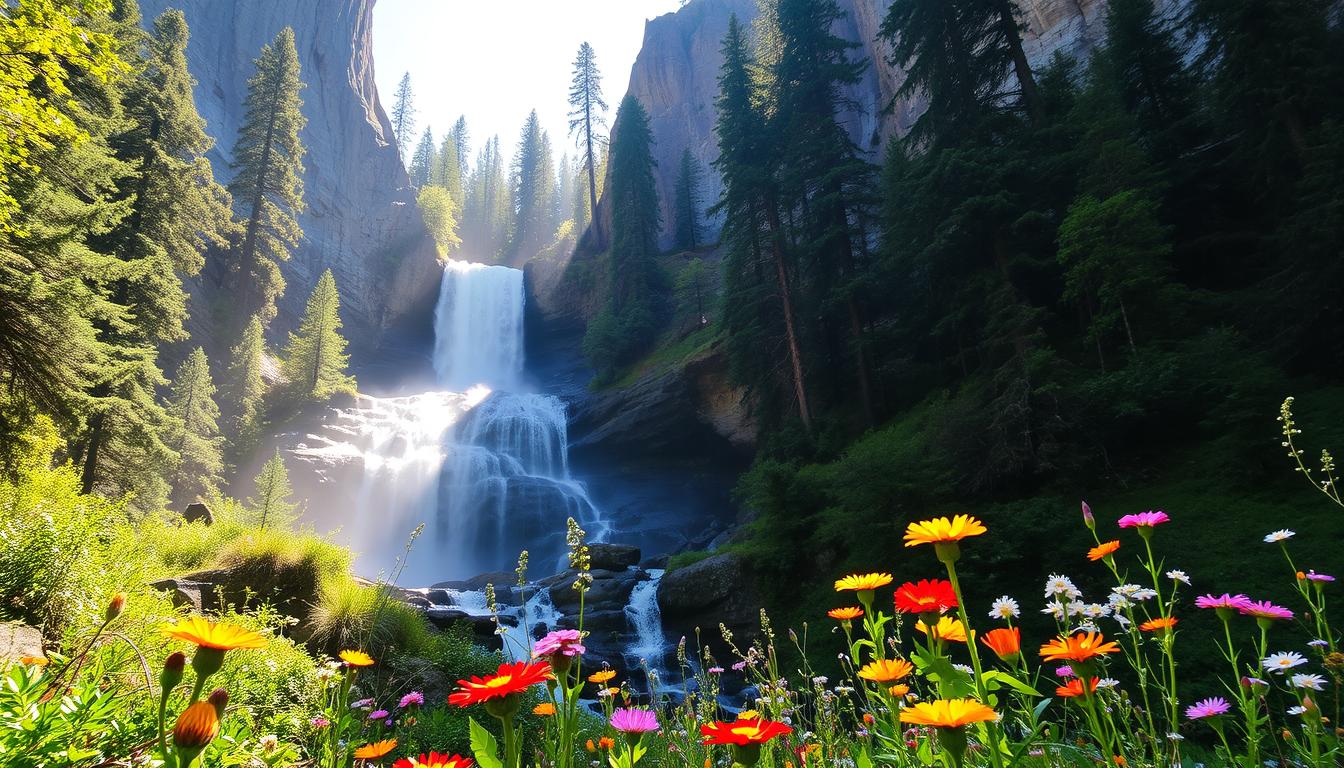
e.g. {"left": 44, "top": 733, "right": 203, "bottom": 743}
{"left": 137, "top": 0, "right": 440, "bottom": 360}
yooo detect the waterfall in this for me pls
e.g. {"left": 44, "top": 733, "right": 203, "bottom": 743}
{"left": 432, "top": 260, "right": 525, "bottom": 391}
{"left": 624, "top": 569, "right": 668, "bottom": 673}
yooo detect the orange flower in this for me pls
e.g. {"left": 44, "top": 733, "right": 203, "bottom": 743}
{"left": 894, "top": 579, "right": 958, "bottom": 614}
{"left": 1088, "top": 541, "right": 1120, "bottom": 561}
{"left": 980, "top": 627, "right": 1021, "bottom": 661}
{"left": 1139, "top": 617, "right": 1178, "bottom": 633}
{"left": 588, "top": 669, "right": 617, "bottom": 684}
{"left": 532, "top": 702, "right": 556, "bottom": 716}
{"left": 915, "top": 615, "right": 968, "bottom": 643}
{"left": 834, "top": 573, "right": 893, "bottom": 592}
{"left": 160, "top": 617, "right": 266, "bottom": 651}
{"left": 858, "top": 658, "right": 914, "bottom": 683}
{"left": 827, "top": 606, "right": 864, "bottom": 621}
{"left": 700, "top": 718, "right": 793, "bottom": 745}
{"left": 393, "top": 753, "right": 473, "bottom": 768}
{"left": 1056, "top": 677, "right": 1101, "bottom": 698}
{"left": 340, "top": 649, "right": 375, "bottom": 667}
{"left": 888, "top": 684, "right": 911, "bottom": 698}
{"left": 598, "top": 737, "right": 616, "bottom": 750}
{"left": 354, "top": 739, "right": 399, "bottom": 759}
{"left": 898, "top": 699, "right": 998, "bottom": 728}
{"left": 18, "top": 656, "right": 47, "bottom": 667}
{"left": 903, "top": 515, "right": 987, "bottom": 547}
{"left": 172, "top": 700, "right": 221, "bottom": 749}
{"left": 449, "top": 661, "right": 552, "bottom": 706}
{"left": 1039, "top": 631, "right": 1121, "bottom": 663}
{"left": 586, "top": 739, "right": 596, "bottom": 752}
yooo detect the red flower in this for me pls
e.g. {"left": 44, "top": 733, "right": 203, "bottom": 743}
{"left": 449, "top": 661, "right": 552, "bottom": 706}
{"left": 894, "top": 579, "right": 958, "bottom": 614}
{"left": 700, "top": 718, "right": 792, "bottom": 746}
{"left": 1056, "top": 678, "right": 1101, "bottom": 698}
{"left": 393, "top": 754, "right": 475, "bottom": 768}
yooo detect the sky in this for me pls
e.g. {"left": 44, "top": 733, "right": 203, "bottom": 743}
{"left": 372, "top": 0, "right": 684, "bottom": 166}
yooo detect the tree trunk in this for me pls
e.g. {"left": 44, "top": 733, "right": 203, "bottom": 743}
{"left": 765, "top": 201, "right": 813, "bottom": 435}
{"left": 997, "top": 1, "right": 1044, "bottom": 124}
{"left": 1119, "top": 296, "right": 1137, "bottom": 354}
{"left": 239, "top": 93, "right": 280, "bottom": 316}
{"left": 79, "top": 412, "right": 105, "bottom": 495}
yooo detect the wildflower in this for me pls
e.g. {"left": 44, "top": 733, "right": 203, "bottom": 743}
{"left": 894, "top": 579, "right": 959, "bottom": 615}
{"left": 1196, "top": 593, "right": 1253, "bottom": 621}
{"left": 1309, "top": 639, "right": 1329, "bottom": 647}
{"left": 354, "top": 739, "right": 399, "bottom": 759}
{"left": 700, "top": 718, "right": 792, "bottom": 745}
{"left": 399, "top": 691, "right": 425, "bottom": 708}
{"left": 1039, "top": 631, "right": 1120, "bottom": 663}
{"left": 1042, "top": 601, "right": 1067, "bottom": 621}
{"left": 161, "top": 617, "right": 267, "bottom": 650}
{"left": 1045, "top": 575, "right": 1080, "bottom": 598}
{"left": 392, "top": 753, "right": 474, "bottom": 768}
{"left": 610, "top": 708, "right": 660, "bottom": 736}
{"left": 857, "top": 658, "right": 914, "bottom": 683}
{"left": 1304, "top": 570, "right": 1335, "bottom": 583}
{"left": 1263, "top": 529, "right": 1295, "bottom": 543}
{"left": 889, "top": 684, "right": 910, "bottom": 697}
{"left": 904, "top": 515, "right": 987, "bottom": 563}
{"left": 1113, "top": 615, "right": 1131, "bottom": 630}
{"left": 449, "top": 661, "right": 552, "bottom": 707}
{"left": 1185, "top": 697, "right": 1231, "bottom": 720}
{"left": 827, "top": 606, "right": 863, "bottom": 621}
{"left": 533, "top": 702, "right": 556, "bottom": 716}
{"left": 598, "top": 737, "right": 616, "bottom": 750}
{"left": 311, "top": 717, "right": 330, "bottom": 728}
{"left": 534, "top": 629, "right": 586, "bottom": 658}
{"left": 1139, "top": 617, "right": 1178, "bottom": 633}
{"left": 1263, "top": 651, "right": 1308, "bottom": 673}
{"left": 1054, "top": 665, "right": 1074, "bottom": 678}
{"left": 732, "top": 661, "right": 747, "bottom": 671}
{"left": 586, "top": 740, "right": 596, "bottom": 752}
{"left": 105, "top": 593, "right": 126, "bottom": 622}
{"left": 588, "top": 669, "right": 616, "bottom": 684}
{"left": 369, "top": 709, "right": 390, "bottom": 720}
{"left": 915, "top": 616, "right": 968, "bottom": 643}
{"left": 1056, "top": 678, "right": 1100, "bottom": 698}
{"left": 19, "top": 656, "right": 47, "bottom": 666}
{"left": 989, "top": 596, "right": 1020, "bottom": 620}
{"left": 1288, "top": 705, "right": 1307, "bottom": 716}
{"left": 173, "top": 699, "right": 221, "bottom": 747}
{"left": 598, "top": 686, "right": 621, "bottom": 698}
{"left": 1080, "top": 603, "right": 1112, "bottom": 619}
{"left": 1117, "top": 511, "right": 1169, "bottom": 529}
{"left": 340, "top": 649, "right": 375, "bottom": 667}
{"left": 1096, "top": 678, "right": 1119, "bottom": 689}
{"left": 1239, "top": 601, "right": 1293, "bottom": 622}
{"left": 834, "top": 573, "right": 893, "bottom": 592}
{"left": 737, "top": 710, "right": 761, "bottom": 720}
{"left": 952, "top": 663, "right": 975, "bottom": 675}
{"left": 897, "top": 697, "right": 998, "bottom": 767}
{"left": 1167, "top": 733, "right": 1184, "bottom": 742}
{"left": 259, "top": 734, "right": 279, "bottom": 753}
{"left": 1241, "top": 676, "right": 1269, "bottom": 692}
{"left": 1081, "top": 501, "right": 1095, "bottom": 529}
{"left": 352, "top": 698, "right": 375, "bottom": 710}
{"left": 1166, "top": 570, "right": 1190, "bottom": 585}
{"left": 981, "top": 627, "right": 1021, "bottom": 662}
{"left": 1088, "top": 541, "right": 1120, "bottom": 562}
{"left": 1291, "top": 673, "right": 1327, "bottom": 690}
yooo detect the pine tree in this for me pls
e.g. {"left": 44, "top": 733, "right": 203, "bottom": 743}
{"left": 282, "top": 269, "right": 355, "bottom": 400}
{"left": 247, "top": 449, "right": 297, "bottom": 530}
{"left": 508, "top": 111, "right": 556, "bottom": 259}
{"left": 673, "top": 148, "right": 703, "bottom": 251}
{"left": 222, "top": 314, "right": 266, "bottom": 443}
{"left": 165, "top": 347, "right": 224, "bottom": 505}
{"left": 432, "top": 131, "right": 462, "bottom": 201}
{"left": 418, "top": 185, "right": 462, "bottom": 256}
{"left": 389, "top": 71, "right": 416, "bottom": 157}
{"left": 568, "top": 42, "right": 607, "bottom": 231}
{"left": 229, "top": 27, "right": 306, "bottom": 325}
{"left": 409, "top": 126, "right": 435, "bottom": 187}
{"left": 450, "top": 116, "right": 471, "bottom": 179}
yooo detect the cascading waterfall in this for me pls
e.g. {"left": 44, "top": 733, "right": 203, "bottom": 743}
{"left": 624, "top": 569, "right": 667, "bottom": 670}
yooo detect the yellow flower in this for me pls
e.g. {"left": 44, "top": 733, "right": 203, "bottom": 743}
{"left": 340, "top": 649, "right": 375, "bottom": 667}
{"left": 588, "top": 669, "right": 617, "bottom": 684}
{"left": 827, "top": 606, "right": 864, "bottom": 621}
{"left": 834, "top": 573, "right": 893, "bottom": 592}
{"left": 160, "top": 617, "right": 266, "bottom": 650}
{"left": 533, "top": 702, "right": 556, "bottom": 716}
{"left": 898, "top": 698, "right": 998, "bottom": 728}
{"left": 888, "top": 683, "right": 911, "bottom": 698}
{"left": 903, "top": 515, "right": 987, "bottom": 547}
{"left": 737, "top": 709, "right": 761, "bottom": 720}
{"left": 915, "top": 615, "right": 968, "bottom": 643}
{"left": 18, "top": 656, "right": 47, "bottom": 667}
{"left": 857, "top": 658, "right": 914, "bottom": 683}
{"left": 353, "top": 739, "right": 398, "bottom": 759}
{"left": 172, "top": 700, "right": 221, "bottom": 749}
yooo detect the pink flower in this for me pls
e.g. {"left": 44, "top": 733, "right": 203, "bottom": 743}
{"left": 399, "top": 691, "right": 424, "bottom": 708}
{"left": 708, "top": 666, "right": 724, "bottom": 674}
{"left": 311, "top": 717, "right": 330, "bottom": 728}
{"left": 1054, "top": 665, "right": 1074, "bottom": 678}
{"left": 1118, "top": 511, "right": 1169, "bottom": 528}
{"left": 731, "top": 661, "right": 747, "bottom": 671}
{"left": 1195, "top": 593, "right": 1253, "bottom": 611}
{"left": 369, "top": 709, "right": 389, "bottom": 720}
{"left": 1239, "top": 600, "right": 1294, "bottom": 621}
{"left": 610, "top": 708, "right": 660, "bottom": 734}
{"left": 534, "top": 629, "right": 586, "bottom": 658}
{"left": 1186, "top": 697, "right": 1231, "bottom": 720}
{"left": 1304, "top": 571, "right": 1335, "bottom": 583}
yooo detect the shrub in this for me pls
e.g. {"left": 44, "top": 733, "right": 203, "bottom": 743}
{"left": 665, "top": 550, "right": 712, "bottom": 573}
{"left": 306, "top": 580, "right": 431, "bottom": 658}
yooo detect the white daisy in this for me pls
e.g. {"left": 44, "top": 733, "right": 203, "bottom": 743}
{"left": 1287, "top": 705, "right": 1307, "bottom": 716}
{"left": 1131, "top": 588, "right": 1158, "bottom": 602}
{"left": 1291, "top": 673, "right": 1327, "bottom": 690}
{"left": 1263, "top": 529, "right": 1296, "bottom": 543}
{"left": 1066, "top": 600, "right": 1087, "bottom": 617}
{"left": 1114, "top": 614, "right": 1132, "bottom": 630}
{"left": 1045, "top": 575, "right": 1078, "bottom": 598}
{"left": 1166, "top": 570, "right": 1190, "bottom": 585}
{"left": 1097, "top": 678, "right": 1120, "bottom": 689}
{"left": 1263, "top": 651, "right": 1308, "bottom": 673}
{"left": 1081, "top": 603, "right": 1112, "bottom": 619}
{"left": 1042, "top": 601, "right": 1067, "bottom": 621}
{"left": 989, "top": 596, "right": 1020, "bottom": 620}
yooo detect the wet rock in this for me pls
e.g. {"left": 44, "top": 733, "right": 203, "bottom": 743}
{"left": 588, "top": 543, "right": 641, "bottom": 571}
{"left": 657, "top": 552, "right": 759, "bottom": 638}
{"left": 0, "top": 622, "right": 44, "bottom": 663}
{"left": 425, "top": 608, "right": 499, "bottom": 649}
{"left": 556, "top": 609, "right": 628, "bottom": 634}
{"left": 181, "top": 502, "right": 213, "bottom": 526}
{"left": 424, "top": 588, "right": 453, "bottom": 606}
{"left": 548, "top": 569, "right": 641, "bottom": 610}
{"left": 432, "top": 572, "right": 515, "bottom": 592}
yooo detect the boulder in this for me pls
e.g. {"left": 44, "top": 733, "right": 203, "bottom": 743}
{"left": 0, "top": 622, "right": 44, "bottom": 664}
{"left": 431, "top": 571, "right": 515, "bottom": 592}
{"left": 657, "top": 552, "right": 759, "bottom": 637}
{"left": 556, "top": 609, "right": 628, "bottom": 633}
{"left": 166, "top": 558, "right": 325, "bottom": 620}
{"left": 548, "top": 569, "right": 641, "bottom": 610}
{"left": 150, "top": 578, "right": 211, "bottom": 612}
{"left": 425, "top": 608, "right": 500, "bottom": 649}
{"left": 588, "top": 543, "right": 641, "bottom": 571}
{"left": 181, "top": 502, "right": 213, "bottom": 526}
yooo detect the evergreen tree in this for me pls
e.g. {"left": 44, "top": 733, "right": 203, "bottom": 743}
{"left": 247, "top": 449, "right": 297, "bottom": 530}
{"left": 418, "top": 185, "right": 462, "bottom": 256}
{"left": 408, "top": 126, "right": 435, "bottom": 187}
{"left": 389, "top": 71, "right": 416, "bottom": 157}
{"left": 450, "top": 116, "right": 471, "bottom": 180}
{"left": 556, "top": 152, "right": 575, "bottom": 224}
{"left": 282, "top": 269, "right": 355, "bottom": 400}
{"left": 568, "top": 42, "right": 607, "bottom": 232}
{"left": 508, "top": 111, "right": 556, "bottom": 259}
{"left": 222, "top": 314, "right": 266, "bottom": 444}
{"left": 673, "top": 148, "right": 703, "bottom": 251}
{"left": 582, "top": 95, "right": 662, "bottom": 377}
{"left": 229, "top": 27, "right": 306, "bottom": 325}
{"left": 432, "top": 131, "right": 463, "bottom": 201}
{"left": 165, "top": 347, "right": 223, "bottom": 506}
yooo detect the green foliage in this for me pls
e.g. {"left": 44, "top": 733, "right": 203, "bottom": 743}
{"left": 0, "top": 655, "right": 142, "bottom": 766}
{"left": 164, "top": 347, "right": 224, "bottom": 505}
{"left": 409, "top": 126, "right": 435, "bottom": 187}
{"left": 306, "top": 579, "right": 431, "bottom": 658}
{"left": 222, "top": 314, "right": 267, "bottom": 448}
{"left": 508, "top": 110, "right": 559, "bottom": 261}
{"left": 229, "top": 26, "right": 306, "bottom": 325}
{"left": 568, "top": 41, "right": 607, "bottom": 224}
{"left": 246, "top": 449, "right": 299, "bottom": 530}
{"left": 419, "top": 184, "right": 463, "bottom": 256}
{"left": 390, "top": 71, "right": 416, "bottom": 157}
{"left": 461, "top": 135, "right": 511, "bottom": 261}
{"left": 665, "top": 550, "right": 713, "bottom": 573}
{"left": 282, "top": 269, "right": 356, "bottom": 401}
{"left": 672, "top": 148, "right": 703, "bottom": 251}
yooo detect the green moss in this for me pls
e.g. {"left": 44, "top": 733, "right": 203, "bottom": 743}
{"left": 666, "top": 549, "right": 714, "bottom": 573}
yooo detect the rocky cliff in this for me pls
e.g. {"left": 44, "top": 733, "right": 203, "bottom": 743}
{"left": 586, "top": 0, "right": 1152, "bottom": 251}
{"left": 137, "top": 0, "right": 440, "bottom": 361}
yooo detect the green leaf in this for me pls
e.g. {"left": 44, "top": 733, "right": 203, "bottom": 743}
{"left": 981, "top": 670, "right": 1041, "bottom": 696}
{"left": 469, "top": 717, "right": 504, "bottom": 768}
{"left": 857, "top": 746, "right": 875, "bottom": 768}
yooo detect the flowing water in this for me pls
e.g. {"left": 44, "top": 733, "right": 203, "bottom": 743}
{"left": 624, "top": 569, "right": 668, "bottom": 671}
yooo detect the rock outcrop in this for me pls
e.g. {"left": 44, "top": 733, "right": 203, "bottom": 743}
{"left": 136, "top": 0, "right": 440, "bottom": 358}
{"left": 657, "top": 552, "right": 760, "bottom": 639}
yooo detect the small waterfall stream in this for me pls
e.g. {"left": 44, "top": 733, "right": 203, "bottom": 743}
{"left": 624, "top": 569, "right": 667, "bottom": 671}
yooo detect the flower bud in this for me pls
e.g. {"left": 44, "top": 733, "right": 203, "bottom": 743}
{"left": 207, "top": 687, "right": 229, "bottom": 717}
{"left": 1081, "top": 501, "right": 1095, "bottom": 530}
{"left": 173, "top": 700, "right": 221, "bottom": 752}
{"left": 160, "top": 651, "right": 187, "bottom": 693}
{"left": 105, "top": 593, "right": 126, "bottom": 622}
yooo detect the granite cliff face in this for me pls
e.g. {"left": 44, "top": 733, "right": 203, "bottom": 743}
{"left": 137, "top": 0, "right": 439, "bottom": 360}
{"left": 588, "top": 0, "right": 1149, "bottom": 251}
